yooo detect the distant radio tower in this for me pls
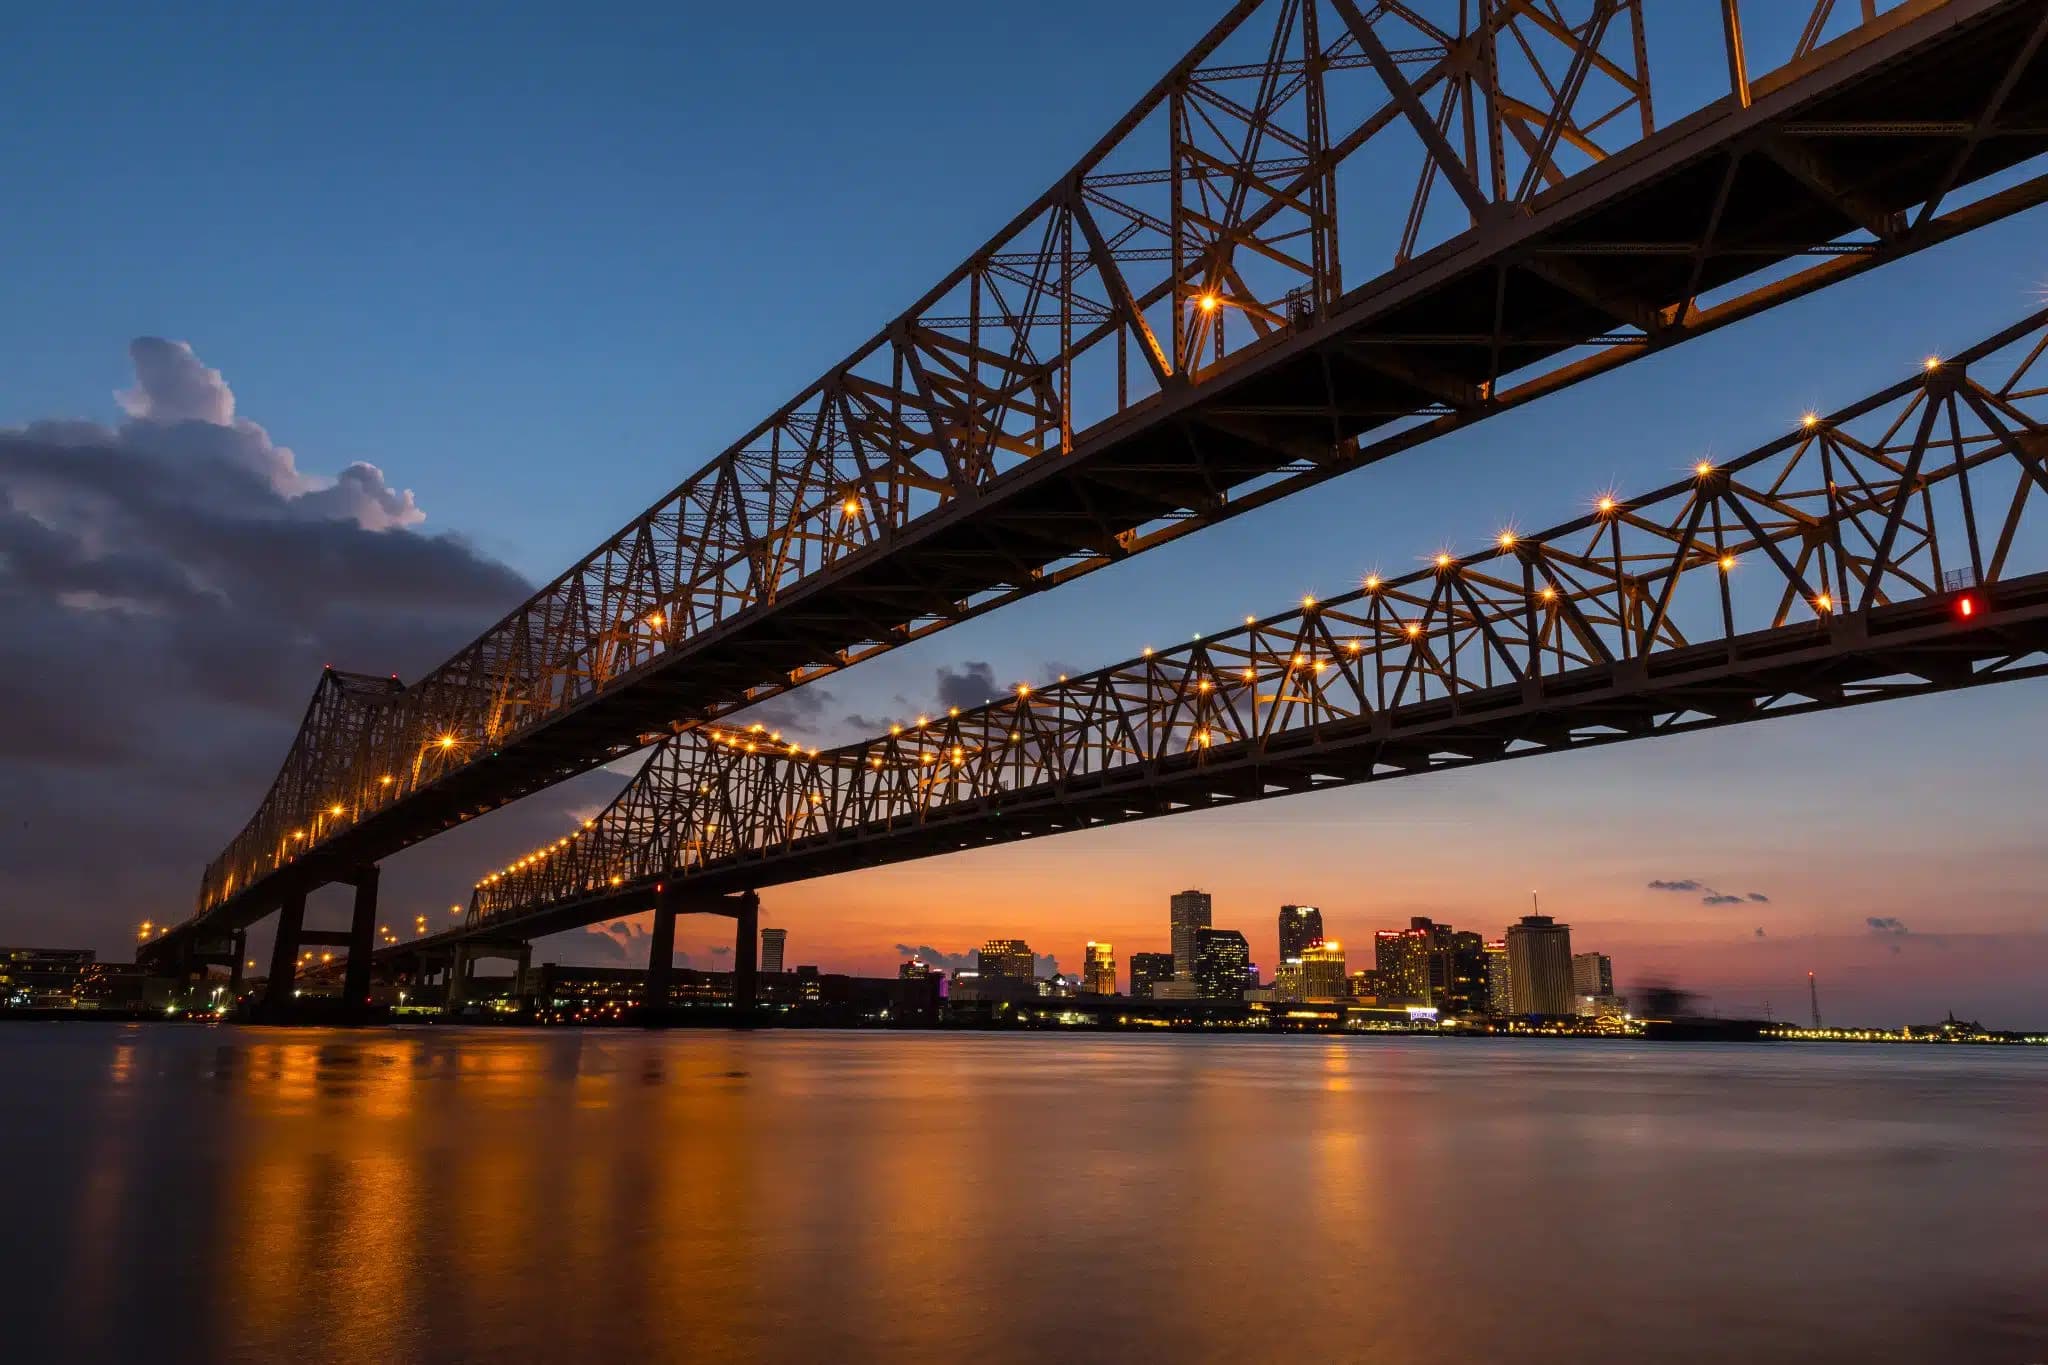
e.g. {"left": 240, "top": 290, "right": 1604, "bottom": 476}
{"left": 1808, "top": 971, "right": 1821, "bottom": 1028}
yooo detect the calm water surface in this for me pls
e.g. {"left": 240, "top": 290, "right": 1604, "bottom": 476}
{"left": 1, "top": 1025, "right": 2043, "bottom": 1364}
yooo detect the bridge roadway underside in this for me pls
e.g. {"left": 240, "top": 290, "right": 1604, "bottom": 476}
{"left": 187, "top": 0, "right": 2048, "bottom": 950}
{"left": 397, "top": 574, "right": 2048, "bottom": 955}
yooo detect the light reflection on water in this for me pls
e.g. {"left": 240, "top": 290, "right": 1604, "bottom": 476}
{"left": 2, "top": 1025, "right": 2043, "bottom": 1363}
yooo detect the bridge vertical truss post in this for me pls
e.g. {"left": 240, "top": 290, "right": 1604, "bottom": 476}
{"left": 341, "top": 866, "right": 380, "bottom": 1018}
{"left": 260, "top": 890, "right": 308, "bottom": 1023}
{"left": 228, "top": 930, "right": 247, "bottom": 1001}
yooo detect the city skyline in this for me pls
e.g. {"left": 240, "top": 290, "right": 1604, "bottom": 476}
{"left": 4, "top": 6, "right": 2045, "bottom": 1363}
{"left": 2, "top": 0, "right": 2045, "bottom": 1028}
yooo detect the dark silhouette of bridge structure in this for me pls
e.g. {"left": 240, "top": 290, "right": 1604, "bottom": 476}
{"left": 141, "top": 0, "right": 2048, "bottom": 1018}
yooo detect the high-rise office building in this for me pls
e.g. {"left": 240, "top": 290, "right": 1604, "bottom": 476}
{"left": 760, "top": 928, "right": 787, "bottom": 975}
{"left": 1374, "top": 924, "right": 1433, "bottom": 1005}
{"left": 1300, "top": 940, "right": 1348, "bottom": 1001}
{"left": 1442, "top": 930, "right": 1489, "bottom": 1016}
{"left": 1507, "top": 915, "right": 1574, "bottom": 1015}
{"left": 899, "top": 957, "right": 937, "bottom": 980}
{"left": 1571, "top": 952, "right": 1613, "bottom": 998}
{"left": 978, "top": 939, "right": 1037, "bottom": 992}
{"left": 1170, "top": 890, "right": 1212, "bottom": 982}
{"left": 1083, "top": 942, "right": 1117, "bottom": 995}
{"left": 1278, "top": 904, "right": 1324, "bottom": 965}
{"left": 1484, "top": 940, "right": 1512, "bottom": 1015}
{"left": 1129, "top": 952, "right": 1174, "bottom": 999}
{"left": 1193, "top": 928, "right": 1250, "bottom": 1001}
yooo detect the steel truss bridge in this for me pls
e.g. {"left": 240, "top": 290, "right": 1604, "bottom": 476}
{"left": 433, "top": 307, "right": 2048, "bottom": 944}
{"left": 146, "top": 0, "right": 2048, "bottom": 994}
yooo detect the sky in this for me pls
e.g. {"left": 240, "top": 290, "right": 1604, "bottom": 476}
{"left": 3, "top": 0, "right": 2046, "bottom": 1026}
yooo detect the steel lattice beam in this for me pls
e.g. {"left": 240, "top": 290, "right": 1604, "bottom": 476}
{"left": 164, "top": 0, "right": 2048, "bottom": 956}
{"left": 450, "top": 306, "right": 2048, "bottom": 942}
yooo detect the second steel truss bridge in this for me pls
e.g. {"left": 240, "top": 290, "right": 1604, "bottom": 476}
{"left": 153, "top": 0, "right": 2048, "bottom": 968}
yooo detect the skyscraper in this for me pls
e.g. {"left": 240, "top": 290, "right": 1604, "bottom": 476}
{"left": 1484, "top": 940, "right": 1512, "bottom": 1016}
{"left": 1507, "top": 915, "right": 1574, "bottom": 1016}
{"left": 1129, "top": 952, "right": 1174, "bottom": 999}
{"left": 1083, "top": 942, "right": 1117, "bottom": 995}
{"left": 1443, "top": 930, "right": 1489, "bottom": 1016}
{"left": 760, "top": 927, "right": 787, "bottom": 975}
{"left": 1300, "top": 940, "right": 1348, "bottom": 1001}
{"left": 1170, "top": 890, "right": 1212, "bottom": 982}
{"left": 1571, "top": 952, "right": 1613, "bottom": 997}
{"left": 1374, "top": 924, "right": 1433, "bottom": 1005}
{"left": 1278, "top": 904, "right": 1324, "bottom": 965}
{"left": 1193, "top": 928, "right": 1250, "bottom": 1001}
{"left": 978, "top": 939, "right": 1037, "bottom": 995}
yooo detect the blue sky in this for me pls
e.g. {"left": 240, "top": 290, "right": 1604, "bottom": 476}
{"left": 4, "top": 1, "right": 2046, "bottom": 1022}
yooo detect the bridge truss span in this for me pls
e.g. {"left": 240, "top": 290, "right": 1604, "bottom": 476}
{"left": 177, "top": 0, "right": 2048, "bottom": 954}
{"left": 461, "top": 306, "right": 2048, "bottom": 937}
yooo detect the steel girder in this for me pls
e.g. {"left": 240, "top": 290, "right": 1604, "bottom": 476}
{"left": 182, "top": 0, "right": 2048, "bottom": 946}
{"left": 456, "top": 306, "right": 2048, "bottom": 938}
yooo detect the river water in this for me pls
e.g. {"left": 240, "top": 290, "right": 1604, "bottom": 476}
{"left": 1, "top": 1025, "right": 2042, "bottom": 1363}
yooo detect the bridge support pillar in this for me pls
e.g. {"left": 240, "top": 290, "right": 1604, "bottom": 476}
{"left": 732, "top": 891, "right": 759, "bottom": 1026}
{"left": 229, "top": 930, "right": 247, "bottom": 1000}
{"left": 261, "top": 890, "right": 307, "bottom": 1023}
{"left": 645, "top": 890, "right": 678, "bottom": 1019}
{"left": 445, "top": 944, "right": 469, "bottom": 1011}
{"left": 342, "top": 865, "right": 380, "bottom": 1020}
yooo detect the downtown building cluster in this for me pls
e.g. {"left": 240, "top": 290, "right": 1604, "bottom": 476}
{"left": 943, "top": 892, "right": 1627, "bottom": 1025}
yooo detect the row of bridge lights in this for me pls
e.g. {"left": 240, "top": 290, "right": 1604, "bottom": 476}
{"left": 478, "top": 379, "right": 1969, "bottom": 903}
{"left": 268, "top": 735, "right": 464, "bottom": 862}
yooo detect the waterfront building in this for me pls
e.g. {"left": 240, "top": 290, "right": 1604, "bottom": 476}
{"left": 1083, "top": 942, "right": 1117, "bottom": 995}
{"left": 979, "top": 939, "right": 1037, "bottom": 991}
{"left": 1484, "top": 940, "right": 1512, "bottom": 1015}
{"left": 1347, "top": 968, "right": 1379, "bottom": 1003}
{"left": 1507, "top": 915, "right": 1575, "bottom": 1015}
{"left": 1170, "top": 890, "right": 1213, "bottom": 982}
{"left": 1274, "top": 959, "right": 1306, "bottom": 1002}
{"left": 761, "top": 928, "right": 787, "bottom": 975}
{"left": 1374, "top": 925, "right": 1433, "bottom": 1005}
{"left": 0, "top": 947, "right": 96, "bottom": 1008}
{"left": 1576, "top": 993, "right": 1629, "bottom": 1018}
{"left": 1300, "top": 941, "right": 1348, "bottom": 1001}
{"left": 1129, "top": 952, "right": 1174, "bottom": 999}
{"left": 1278, "top": 904, "right": 1324, "bottom": 965}
{"left": 1442, "top": 930, "right": 1489, "bottom": 1017}
{"left": 1193, "top": 928, "right": 1251, "bottom": 1001}
{"left": 1571, "top": 952, "right": 1613, "bottom": 998}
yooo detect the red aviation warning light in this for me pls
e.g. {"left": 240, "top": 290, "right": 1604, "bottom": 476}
{"left": 1957, "top": 594, "right": 1977, "bottom": 619}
